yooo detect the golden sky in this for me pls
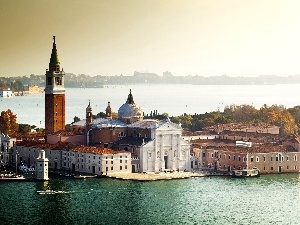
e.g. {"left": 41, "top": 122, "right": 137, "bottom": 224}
{"left": 1, "top": 0, "right": 300, "bottom": 77}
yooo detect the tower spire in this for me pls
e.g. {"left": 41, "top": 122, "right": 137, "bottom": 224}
{"left": 126, "top": 89, "right": 135, "bottom": 104}
{"left": 49, "top": 36, "right": 60, "bottom": 71}
{"left": 45, "top": 36, "right": 66, "bottom": 135}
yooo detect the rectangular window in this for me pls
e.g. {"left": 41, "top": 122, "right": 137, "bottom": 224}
{"left": 256, "top": 157, "right": 259, "bottom": 162}
{"left": 270, "top": 157, "right": 273, "bottom": 162}
{"left": 238, "top": 156, "right": 240, "bottom": 161}
{"left": 251, "top": 157, "right": 254, "bottom": 162}
{"left": 271, "top": 167, "right": 273, "bottom": 170}
{"left": 294, "top": 155, "right": 297, "bottom": 161}
{"left": 228, "top": 155, "right": 231, "bottom": 160}
{"left": 287, "top": 166, "right": 289, "bottom": 170}
{"left": 125, "top": 165, "right": 127, "bottom": 170}
{"left": 106, "top": 167, "right": 108, "bottom": 171}
{"left": 111, "top": 161, "right": 113, "bottom": 164}
{"left": 125, "top": 160, "right": 127, "bottom": 163}
{"left": 287, "top": 156, "right": 289, "bottom": 161}
{"left": 120, "top": 160, "right": 122, "bottom": 163}
{"left": 263, "top": 156, "right": 266, "bottom": 162}
{"left": 120, "top": 166, "right": 122, "bottom": 170}
{"left": 111, "top": 166, "right": 113, "bottom": 171}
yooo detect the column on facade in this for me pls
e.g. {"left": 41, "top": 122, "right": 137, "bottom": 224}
{"left": 177, "top": 134, "right": 181, "bottom": 160}
{"left": 171, "top": 134, "right": 175, "bottom": 170}
{"left": 160, "top": 135, "right": 164, "bottom": 169}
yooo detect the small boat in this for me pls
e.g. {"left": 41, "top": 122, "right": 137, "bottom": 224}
{"left": 231, "top": 167, "right": 260, "bottom": 178}
{"left": 0, "top": 174, "right": 26, "bottom": 181}
{"left": 74, "top": 174, "right": 97, "bottom": 179}
{"left": 37, "top": 190, "right": 69, "bottom": 195}
{"left": 37, "top": 190, "right": 56, "bottom": 195}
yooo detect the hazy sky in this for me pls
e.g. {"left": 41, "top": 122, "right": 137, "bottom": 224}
{"left": 1, "top": 0, "right": 300, "bottom": 77}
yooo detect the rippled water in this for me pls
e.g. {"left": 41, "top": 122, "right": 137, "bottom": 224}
{"left": 1, "top": 174, "right": 300, "bottom": 225}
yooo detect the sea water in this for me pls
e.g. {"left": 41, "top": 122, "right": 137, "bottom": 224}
{"left": 1, "top": 84, "right": 300, "bottom": 128}
{"left": 0, "top": 174, "right": 300, "bottom": 225}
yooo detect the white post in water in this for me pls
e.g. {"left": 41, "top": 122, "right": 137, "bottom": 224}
{"left": 36, "top": 150, "right": 49, "bottom": 180}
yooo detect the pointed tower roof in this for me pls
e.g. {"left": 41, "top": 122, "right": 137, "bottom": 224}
{"left": 126, "top": 89, "right": 135, "bottom": 104}
{"left": 106, "top": 101, "right": 111, "bottom": 111}
{"left": 49, "top": 36, "right": 60, "bottom": 68}
{"left": 86, "top": 99, "right": 92, "bottom": 111}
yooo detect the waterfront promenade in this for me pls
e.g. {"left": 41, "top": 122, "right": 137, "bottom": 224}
{"left": 106, "top": 171, "right": 217, "bottom": 181}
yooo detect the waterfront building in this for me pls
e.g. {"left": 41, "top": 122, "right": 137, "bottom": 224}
{"left": 192, "top": 134, "right": 300, "bottom": 174}
{"left": 0, "top": 134, "right": 16, "bottom": 165}
{"left": 44, "top": 36, "right": 66, "bottom": 135}
{"left": 14, "top": 141, "right": 131, "bottom": 175}
{"left": 35, "top": 150, "right": 49, "bottom": 180}
{"left": 0, "top": 87, "right": 13, "bottom": 97}
{"left": 86, "top": 91, "right": 191, "bottom": 173}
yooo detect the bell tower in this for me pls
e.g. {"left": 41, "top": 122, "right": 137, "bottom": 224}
{"left": 106, "top": 101, "right": 112, "bottom": 119}
{"left": 86, "top": 100, "right": 93, "bottom": 125}
{"left": 44, "top": 36, "right": 65, "bottom": 135}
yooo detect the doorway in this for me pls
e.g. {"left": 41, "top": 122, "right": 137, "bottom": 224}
{"left": 164, "top": 156, "right": 168, "bottom": 169}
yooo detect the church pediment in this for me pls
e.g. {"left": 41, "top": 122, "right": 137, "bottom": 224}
{"left": 156, "top": 121, "right": 182, "bottom": 131}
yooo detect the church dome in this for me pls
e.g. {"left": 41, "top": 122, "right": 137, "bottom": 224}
{"left": 118, "top": 90, "right": 143, "bottom": 119}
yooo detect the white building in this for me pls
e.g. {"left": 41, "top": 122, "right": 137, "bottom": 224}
{"left": 36, "top": 150, "right": 49, "bottom": 180}
{"left": 0, "top": 88, "right": 13, "bottom": 97}
{"left": 87, "top": 90, "right": 191, "bottom": 173}
{"left": 0, "top": 134, "right": 16, "bottom": 166}
{"left": 113, "top": 119, "right": 191, "bottom": 173}
{"left": 14, "top": 142, "right": 131, "bottom": 175}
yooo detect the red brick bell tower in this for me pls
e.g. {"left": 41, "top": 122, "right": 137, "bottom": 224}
{"left": 44, "top": 36, "right": 65, "bottom": 135}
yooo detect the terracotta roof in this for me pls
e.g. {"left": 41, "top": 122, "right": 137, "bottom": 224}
{"left": 198, "top": 144, "right": 295, "bottom": 153}
{"left": 16, "top": 140, "right": 128, "bottom": 155}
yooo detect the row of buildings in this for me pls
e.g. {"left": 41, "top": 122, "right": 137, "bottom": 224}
{"left": 190, "top": 126, "right": 300, "bottom": 174}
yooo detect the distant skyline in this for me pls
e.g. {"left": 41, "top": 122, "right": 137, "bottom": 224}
{"left": 1, "top": 0, "right": 300, "bottom": 77}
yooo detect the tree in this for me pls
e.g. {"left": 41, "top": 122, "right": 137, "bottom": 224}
{"left": 65, "top": 124, "right": 72, "bottom": 132}
{"left": 18, "top": 124, "right": 31, "bottom": 133}
{"left": 0, "top": 109, "right": 19, "bottom": 135}
{"left": 73, "top": 116, "right": 80, "bottom": 123}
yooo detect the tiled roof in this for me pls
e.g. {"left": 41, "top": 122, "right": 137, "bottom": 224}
{"left": 16, "top": 140, "right": 128, "bottom": 155}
